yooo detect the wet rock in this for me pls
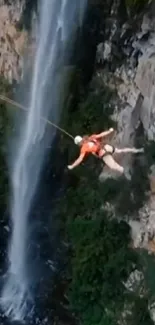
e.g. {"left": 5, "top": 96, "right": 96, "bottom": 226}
{"left": 123, "top": 269, "right": 144, "bottom": 296}
{"left": 149, "top": 301, "right": 155, "bottom": 322}
{"left": 129, "top": 220, "right": 143, "bottom": 248}
{"left": 149, "top": 164, "right": 155, "bottom": 194}
{"left": 96, "top": 41, "right": 111, "bottom": 62}
{"left": 129, "top": 189, "right": 155, "bottom": 253}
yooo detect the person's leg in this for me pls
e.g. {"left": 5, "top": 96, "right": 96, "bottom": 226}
{"left": 102, "top": 154, "right": 124, "bottom": 174}
{"left": 115, "top": 147, "right": 144, "bottom": 154}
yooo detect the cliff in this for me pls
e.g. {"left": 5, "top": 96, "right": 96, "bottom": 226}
{"left": 57, "top": 1, "right": 155, "bottom": 324}
{"left": 0, "top": 0, "right": 155, "bottom": 324}
{"left": 0, "top": 0, "right": 37, "bottom": 83}
{"left": 95, "top": 0, "right": 155, "bottom": 254}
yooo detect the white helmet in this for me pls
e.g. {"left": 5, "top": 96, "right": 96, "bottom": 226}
{"left": 74, "top": 135, "right": 83, "bottom": 145}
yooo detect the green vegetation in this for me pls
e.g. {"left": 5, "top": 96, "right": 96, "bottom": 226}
{"left": 125, "top": 0, "right": 149, "bottom": 14}
{"left": 57, "top": 166, "right": 150, "bottom": 324}
{"left": 125, "top": 296, "right": 154, "bottom": 325}
{"left": 60, "top": 72, "right": 116, "bottom": 165}
{"left": 0, "top": 77, "right": 12, "bottom": 213}
{"left": 125, "top": 0, "right": 148, "bottom": 7}
{"left": 67, "top": 217, "right": 136, "bottom": 325}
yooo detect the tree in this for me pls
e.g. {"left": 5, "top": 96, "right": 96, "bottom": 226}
{"left": 67, "top": 217, "right": 137, "bottom": 325}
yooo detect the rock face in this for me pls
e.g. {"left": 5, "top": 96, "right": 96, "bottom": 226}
{"left": 95, "top": 0, "right": 155, "bottom": 255}
{"left": 96, "top": 1, "right": 155, "bottom": 143}
{"left": 94, "top": 4, "right": 155, "bottom": 320}
{"left": 0, "top": 0, "right": 28, "bottom": 83}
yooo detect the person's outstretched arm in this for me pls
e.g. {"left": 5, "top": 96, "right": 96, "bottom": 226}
{"left": 68, "top": 153, "right": 85, "bottom": 170}
{"left": 93, "top": 128, "right": 114, "bottom": 139}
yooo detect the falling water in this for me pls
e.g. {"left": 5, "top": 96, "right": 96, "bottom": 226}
{"left": 0, "top": 0, "right": 86, "bottom": 322}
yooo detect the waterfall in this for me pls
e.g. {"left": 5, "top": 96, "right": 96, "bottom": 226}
{"left": 0, "top": 0, "right": 87, "bottom": 322}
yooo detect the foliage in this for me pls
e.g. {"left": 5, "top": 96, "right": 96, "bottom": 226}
{"left": 60, "top": 71, "right": 116, "bottom": 167}
{"left": 68, "top": 84, "right": 115, "bottom": 136}
{"left": 56, "top": 167, "right": 138, "bottom": 325}
{"left": 144, "top": 140, "right": 155, "bottom": 167}
{"left": 125, "top": 0, "right": 148, "bottom": 13}
{"left": 67, "top": 216, "right": 137, "bottom": 325}
{"left": 0, "top": 77, "right": 12, "bottom": 212}
{"left": 125, "top": 296, "right": 154, "bottom": 325}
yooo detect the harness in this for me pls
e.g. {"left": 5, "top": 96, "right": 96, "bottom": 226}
{"left": 102, "top": 145, "right": 115, "bottom": 156}
{"left": 90, "top": 139, "right": 115, "bottom": 158}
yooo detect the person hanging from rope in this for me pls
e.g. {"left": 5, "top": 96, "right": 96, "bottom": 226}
{"left": 67, "top": 127, "right": 144, "bottom": 175}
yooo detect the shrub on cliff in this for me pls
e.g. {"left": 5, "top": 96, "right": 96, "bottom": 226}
{"left": 0, "top": 77, "right": 12, "bottom": 213}
{"left": 125, "top": 0, "right": 148, "bottom": 13}
{"left": 67, "top": 216, "right": 137, "bottom": 325}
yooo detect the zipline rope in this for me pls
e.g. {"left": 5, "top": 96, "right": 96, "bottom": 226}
{"left": 0, "top": 94, "right": 74, "bottom": 140}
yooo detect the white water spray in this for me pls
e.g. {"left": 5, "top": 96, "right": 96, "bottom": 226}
{"left": 0, "top": 0, "right": 86, "bottom": 321}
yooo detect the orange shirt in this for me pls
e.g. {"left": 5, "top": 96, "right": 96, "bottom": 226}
{"left": 80, "top": 135, "right": 101, "bottom": 156}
